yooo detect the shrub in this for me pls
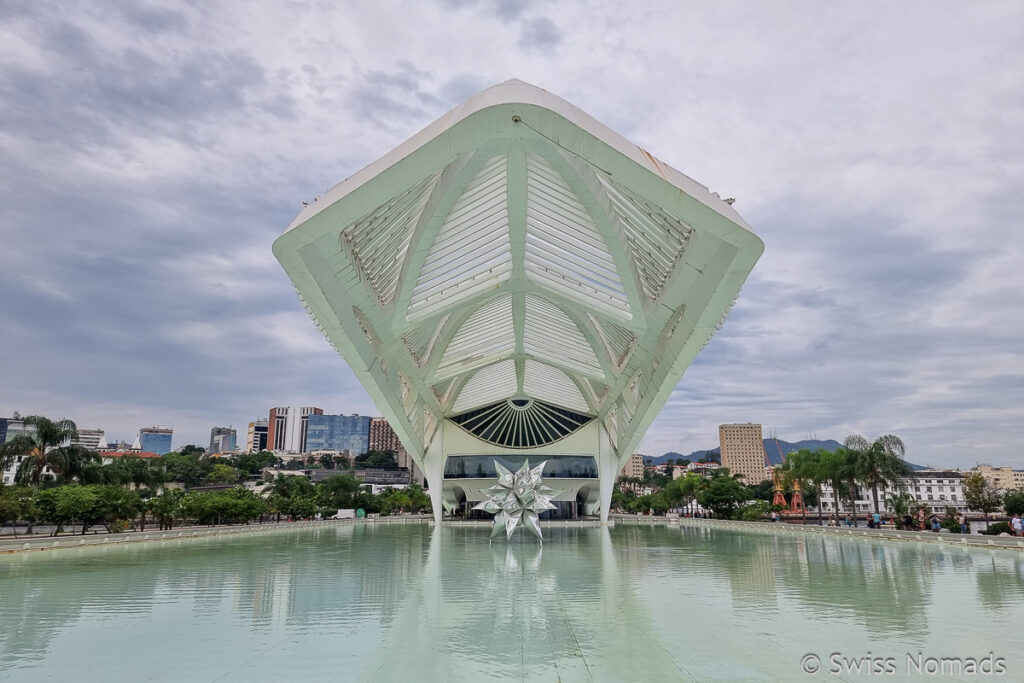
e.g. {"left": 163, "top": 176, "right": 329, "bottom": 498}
{"left": 736, "top": 500, "right": 771, "bottom": 521}
{"left": 982, "top": 521, "right": 1011, "bottom": 536}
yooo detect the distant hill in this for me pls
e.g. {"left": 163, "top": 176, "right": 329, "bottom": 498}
{"left": 643, "top": 438, "right": 927, "bottom": 470}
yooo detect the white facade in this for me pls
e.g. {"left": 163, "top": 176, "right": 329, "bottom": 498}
{"left": 72, "top": 428, "right": 106, "bottom": 451}
{"left": 819, "top": 471, "right": 972, "bottom": 515}
{"left": 269, "top": 407, "right": 321, "bottom": 453}
{"left": 273, "top": 80, "right": 763, "bottom": 522}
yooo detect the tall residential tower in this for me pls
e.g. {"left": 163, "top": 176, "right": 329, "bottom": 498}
{"left": 719, "top": 423, "right": 768, "bottom": 484}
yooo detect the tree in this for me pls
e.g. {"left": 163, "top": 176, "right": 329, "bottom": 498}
{"left": 103, "top": 455, "right": 161, "bottom": 490}
{"left": 963, "top": 472, "right": 1004, "bottom": 529}
{"left": 0, "top": 486, "right": 35, "bottom": 536}
{"left": 737, "top": 500, "right": 771, "bottom": 521}
{"left": 354, "top": 450, "right": 397, "bottom": 468}
{"left": 696, "top": 470, "right": 751, "bottom": 519}
{"left": 54, "top": 485, "right": 99, "bottom": 535}
{"left": 404, "top": 484, "right": 430, "bottom": 513}
{"left": 1003, "top": 489, "right": 1024, "bottom": 517}
{"left": 206, "top": 463, "right": 240, "bottom": 485}
{"left": 815, "top": 447, "right": 851, "bottom": 523}
{"left": 149, "top": 489, "right": 184, "bottom": 530}
{"left": 162, "top": 451, "right": 213, "bottom": 488}
{"left": 317, "top": 474, "right": 362, "bottom": 510}
{"left": 746, "top": 479, "right": 775, "bottom": 503}
{"left": 780, "top": 448, "right": 828, "bottom": 526}
{"left": 0, "top": 416, "right": 101, "bottom": 486}
{"left": 845, "top": 434, "right": 912, "bottom": 515}
{"left": 229, "top": 450, "right": 277, "bottom": 477}
{"left": 91, "top": 485, "right": 142, "bottom": 533}
{"left": 886, "top": 492, "right": 915, "bottom": 522}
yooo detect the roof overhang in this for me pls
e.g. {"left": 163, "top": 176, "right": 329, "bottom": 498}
{"left": 274, "top": 79, "right": 763, "bottom": 465}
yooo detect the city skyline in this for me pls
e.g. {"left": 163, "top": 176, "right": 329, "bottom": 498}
{"left": 2, "top": 3, "right": 1022, "bottom": 469}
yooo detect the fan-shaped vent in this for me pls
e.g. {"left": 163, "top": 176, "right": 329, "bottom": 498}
{"left": 450, "top": 397, "right": 593, "bottom": 449}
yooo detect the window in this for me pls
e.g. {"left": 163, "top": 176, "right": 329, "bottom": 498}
{"left": 444, "top": 455, "right": 598, "bottom": 479}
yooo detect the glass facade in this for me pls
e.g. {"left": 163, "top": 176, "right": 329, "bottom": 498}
{"left": 139, "top": 431, "right": 173, "bottom": 455}
{"left": 305, "top": 414, "right": 371, "bottom": 455}
{"left": 443, "top": 455, "right": 597, "bottom": 479}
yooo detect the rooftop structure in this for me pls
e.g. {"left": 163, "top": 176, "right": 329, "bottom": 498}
{"left": 273, "top": 80, "right": 763, "bottom": 522}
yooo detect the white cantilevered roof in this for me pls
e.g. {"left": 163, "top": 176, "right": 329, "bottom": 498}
{"left": 273, "top": 79, "right": 763, "bottom": 466}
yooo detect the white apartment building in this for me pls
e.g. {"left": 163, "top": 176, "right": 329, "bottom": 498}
{"left": 818, "top": 470, "right": 972, "bottom": 515}
{"left": 72, "top": 428, "right": 107, "bottom": 451}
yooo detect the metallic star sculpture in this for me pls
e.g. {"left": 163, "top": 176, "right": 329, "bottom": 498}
{"left": 473, "top": 460, "right": 562, "bottom": 540}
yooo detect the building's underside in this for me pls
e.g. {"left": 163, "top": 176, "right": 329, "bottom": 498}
{"left": 274, "top": 80, "right": 763, "bottom": 522}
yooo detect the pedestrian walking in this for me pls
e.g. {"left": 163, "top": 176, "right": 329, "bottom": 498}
{"left": 1011, "top": 514, "right": 1023, "bottom": 537}
{"left": 956, "top": 513, "right": 967, "bottom": 534}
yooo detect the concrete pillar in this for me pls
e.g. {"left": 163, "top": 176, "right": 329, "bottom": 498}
{"left": 424, "top": 430, "right": 445, "bottom": 525}
{"left": 598, "top": 424, "right": 617, "bottom": 524}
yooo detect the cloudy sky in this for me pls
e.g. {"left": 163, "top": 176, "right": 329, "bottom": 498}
{"left": 1, "top": 1, "right": 1021, "bottom": 467}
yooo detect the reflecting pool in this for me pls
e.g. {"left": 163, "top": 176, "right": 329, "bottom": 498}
{"left": 2, "top": 523, "right": 1023, "bottom": 681}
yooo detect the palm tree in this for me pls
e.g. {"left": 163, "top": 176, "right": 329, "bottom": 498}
{"left": 782, "top": 448, "right": 833, "bottom": 526}
{"left": 0, "top": 416, "right": 98, "bottom": 486}
{"left": 886, "top": 492, "right": 915, "bottom": 527}
{"left": 845, "top": 434, "right": 912, "bottom": 516}
{"left": 818, "top": 448, "right": 850, "bottom": 524}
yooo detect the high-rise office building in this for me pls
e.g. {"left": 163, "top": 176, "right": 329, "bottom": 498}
{"left": 267, "top": 407, "right": 322, "bottom": 453}
{"left": 137, "top": 426, "right": 173, "bottom": 455}
{"left": 368, "top": 417, "right": 409, "bottom": 467}
{"left": 719, "top": 423, "right": 768, "bottom": 484}
{"left": 306, "top": 414, "right": 371, "bottom": 455}
{"left": 209, "top": 426, "right": 237, "bottom": 455}
{"left": 72, "top": 429, "right": 106, "bottom": 451}
{"left": 246, "top": 418, "right": 269, "bottom": 452}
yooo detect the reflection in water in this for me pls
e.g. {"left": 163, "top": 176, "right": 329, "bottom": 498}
{"left": 2, "top": 523, "right": 1023, "bottom": 681}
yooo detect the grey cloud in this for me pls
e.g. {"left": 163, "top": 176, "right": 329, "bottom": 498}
{"left": 494, "top": 0, "right": 531, "bottom": 22}
{"left": 1, "top": 2, "right": 1022, "bottom": 460}
{"left": 518, "top": 17, "right": 561, "bottom": 50}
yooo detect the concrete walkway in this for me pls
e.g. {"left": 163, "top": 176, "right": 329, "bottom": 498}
{"left": 0, "top": 516, "right": 429, "bottom": 554}
{"left": 659, "top": 515, "right": 1024, "bottom": 552}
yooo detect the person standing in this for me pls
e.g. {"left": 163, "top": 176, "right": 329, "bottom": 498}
{"left": 1011, "top": 514, "right": 1023, "bottom": 537}
{"left": 956, "top": 513, "right": 967, "bottom": 534}
{"left": 917, "top": 507, "right": 927, "bottom": 531}
{"left": 872, "top": 511, "right": 881, "bottom": 529}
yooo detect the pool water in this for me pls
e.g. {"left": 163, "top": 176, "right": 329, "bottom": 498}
{"left": 2, "top": 523, "right": 1022, "bottom": 681}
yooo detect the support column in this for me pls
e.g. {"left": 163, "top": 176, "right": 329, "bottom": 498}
{"left": 598, "top": 424, "right": 617, "bottom": 524}
{"left": 424, "top": 429, "right": 445, "bottom": 525}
